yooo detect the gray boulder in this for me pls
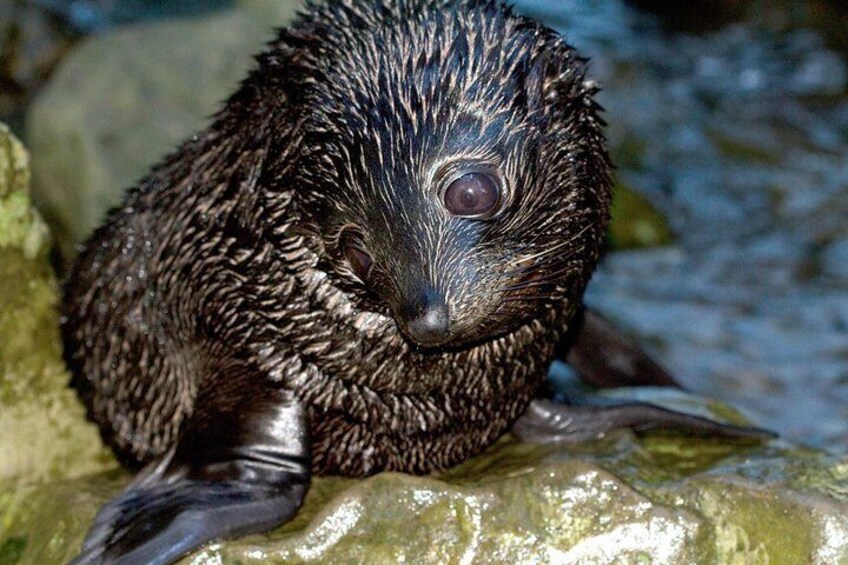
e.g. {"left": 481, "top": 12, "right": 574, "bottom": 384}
{"left": 26, "top": 0, "right": 301, "bottom": 258}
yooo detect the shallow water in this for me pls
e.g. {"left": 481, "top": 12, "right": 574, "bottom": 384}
{"left": 514, "top": 0, "right": 848, "bottom": 452}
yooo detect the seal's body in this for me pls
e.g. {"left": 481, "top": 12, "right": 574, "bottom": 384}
{"left": 65, "top": 0, "right": 609, "bottom": 478}
{"left": 62, "top": 1, "right": 764, "bottom": 562}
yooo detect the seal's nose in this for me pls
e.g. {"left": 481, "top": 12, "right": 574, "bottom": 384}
{"left": 401, "top": 290, "right": 450, "bottom": 347}
{"left": 407, "top": 304, "right": 450, "bottom": 346}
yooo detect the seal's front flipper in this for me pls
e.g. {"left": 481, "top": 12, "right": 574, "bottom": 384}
{"left": 513, "top": 398, "right": 775, "bottom": 444}
{"left": 72, "top": 377, "right": 310, "bottom": 565}
{"left": 560, "top": 307, "right": 681, "bottom": 389}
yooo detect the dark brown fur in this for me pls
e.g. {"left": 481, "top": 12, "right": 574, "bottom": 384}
{"left": 61, "top": 0, "right": 610, "bottom": 478}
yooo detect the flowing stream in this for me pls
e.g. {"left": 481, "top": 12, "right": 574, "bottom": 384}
{"left": 516, "top": 0, "right": 848, "bottom": 452}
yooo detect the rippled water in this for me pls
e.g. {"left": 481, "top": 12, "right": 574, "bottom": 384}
{"left": 514, "top": 0, "right": 848, "bottom": 452}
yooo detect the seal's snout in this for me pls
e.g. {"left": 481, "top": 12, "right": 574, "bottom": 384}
{"left": 400, "top": 290, "right": 451, "bottom": 347}
{"left": 407, "top": 304, "right": 450, "bottom": 346}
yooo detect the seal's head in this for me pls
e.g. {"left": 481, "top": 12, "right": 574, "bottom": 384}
{"left": 274, "top": 0, "right": 611, "bottom": 349}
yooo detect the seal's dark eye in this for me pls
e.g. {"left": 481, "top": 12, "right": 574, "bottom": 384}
{"left": 340, "top": 230, "right": 373, "bottom": 281}
{"left": 443, "top": 172, "right": 501, "bottom": 218}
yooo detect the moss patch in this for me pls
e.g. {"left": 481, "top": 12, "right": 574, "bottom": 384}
{"left": 609, "top": 183, "right": 674, "bottom": 250}
{"left": 0, "top": 124, "right": 115, "bottom": 484}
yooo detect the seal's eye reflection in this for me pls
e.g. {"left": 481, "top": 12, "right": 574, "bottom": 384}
{"left": 340, "top": 230, "right": 373, "bottom": 281}
{"left": 443, "top": 172, "right": 501, "bottom": 218}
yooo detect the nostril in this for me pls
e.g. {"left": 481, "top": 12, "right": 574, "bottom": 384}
{"left": 402, "top": 290, "right": 450, "bottom": 346}
{"left": 405, "top": 303, "right": 450, "bottom": 346}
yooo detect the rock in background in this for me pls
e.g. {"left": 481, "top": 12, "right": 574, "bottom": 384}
{"left": 25, "top": 0, "right": 302, "bottom": 259}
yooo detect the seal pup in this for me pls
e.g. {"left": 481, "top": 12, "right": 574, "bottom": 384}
{"left": 62, "top": 1, "right": 769, "bottom": 562}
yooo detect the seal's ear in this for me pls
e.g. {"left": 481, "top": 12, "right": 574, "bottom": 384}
{"left": 524, "top": 37, "right": 598, "bottom": 118}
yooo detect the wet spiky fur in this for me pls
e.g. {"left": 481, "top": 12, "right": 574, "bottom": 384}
{"left": 62, "top": 0, "right": 611, "bottom": 477}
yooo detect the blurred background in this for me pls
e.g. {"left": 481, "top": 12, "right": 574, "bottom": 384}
{"left": 1, "top": 0, "right": 847, "bottom": 453}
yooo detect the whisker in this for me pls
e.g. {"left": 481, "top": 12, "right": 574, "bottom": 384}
{"left": 501, "top": 244, "right": 588, "bottom": 280}
{"left": 501, "top": 293, "right": 563, "bottom": 304}
{"left": 506, "top": 220, "right": 597, "bottom": 267}
{"left": 502, "top": 264, "right": 583, "bottom": 292}
{"left": 503, "top": 251, "right": 584, "bottom": 279}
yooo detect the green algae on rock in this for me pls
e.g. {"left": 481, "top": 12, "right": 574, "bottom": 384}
{"left": 155, "top": 438, "right": 848, "bottom": 564}
{"left": 0, "top": 123, "right": 115, "bottom": 484}
{"left": 608, "top": 182, "right": 674, "bottom": 250}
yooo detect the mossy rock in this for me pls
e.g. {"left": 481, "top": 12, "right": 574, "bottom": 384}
{"left": 1, "top": 433, "right": 847, "bottom": 564}
{"left": 0, "top": 123, "right": 115, "bottom": 485}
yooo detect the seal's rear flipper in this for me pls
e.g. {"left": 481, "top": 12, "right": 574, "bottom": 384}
{"left": 513, "top": 398, "right": 776, "bottom": 444}
{"left": 72, "top": 380, "right": 310, "bottom": 565}
{"left": 561, "top": 307, "right": 681, "bottom": 389}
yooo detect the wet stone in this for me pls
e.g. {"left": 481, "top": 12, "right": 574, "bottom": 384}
{"left": 25, "top": 0, "right": 303, "bottom": 259}
{"left": 2, "top": 432, "right": 848, "bottom": 564}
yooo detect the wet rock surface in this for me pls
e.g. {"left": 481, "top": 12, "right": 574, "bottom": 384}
{"left": 2, "top": 431, "right": 847, "bottom": 564}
